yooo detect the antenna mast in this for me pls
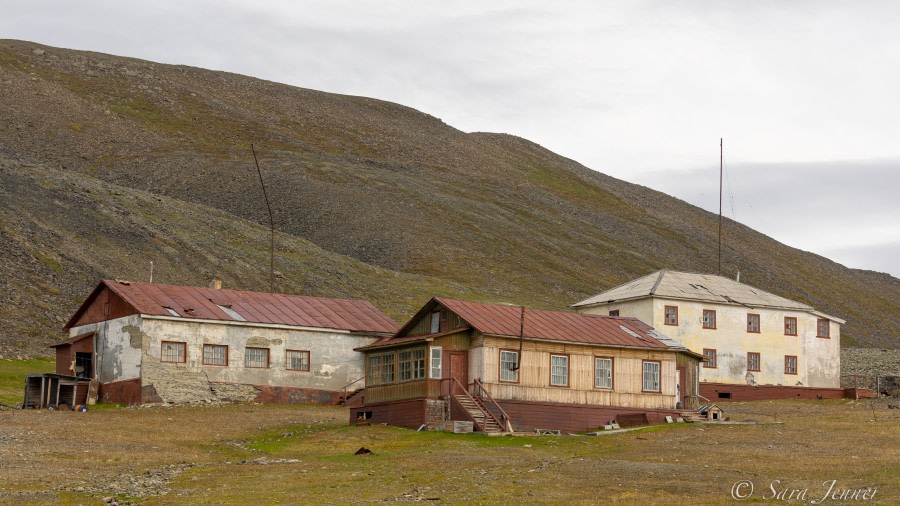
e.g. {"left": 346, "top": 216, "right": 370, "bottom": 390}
{"left": 251, "top": 144, "right": 276, "bottom": 292}
{"left": 718, "top": 138, "right": 723, "bottom": 276}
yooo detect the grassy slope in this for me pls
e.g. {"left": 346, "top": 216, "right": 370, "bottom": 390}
{"left": 0, "top": 39, "right": 897, "bottom": 354}
{"left": 0, "top": 358, "right": 52, "bottom": 406}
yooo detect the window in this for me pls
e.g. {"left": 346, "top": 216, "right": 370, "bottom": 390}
{"left": 366, "top": 352, "right": 396, "bottom": 385}
{"left": 368, "top": 354, "right": 382, "bottom": 385}
{"left": 202, "top": 344, "right": 228, "bottom": 366}
{"left": 608, "top": 310, "right": 620, "bottom": 317}
{"left": 702, "top": 348, "right": 717, "bottom": 368}
{"left": 747, "top": 352, "right": 760, "bottom": 372}
{"left": 817, "top": 319, "right": 830, "bottom": 338}
{"left": 380, "top": 352, "right": 395, "bottom": 384}
{"left": 784, "top": 317, "right": 798, "bottom": 336}
{"left": 244, "top": 347, "right": 269, "bottom": 368}
{"left": 161, "top": 341, "right": 186, "bottom": 363}
{"left": 429, "top": 347, "right": 442, "bottom": 379}
{"left": 286, "top": 350, "right": 310, "bottom": 371}
{"left": 664, "top": 306, "right": 678, "bottom": 325}
{"left": 702, "top": 310, "right": 717, "bottom": 329}
{"left": 430, "top": 311, "right": 440, "bottom": 333}
{"left": 398, "top": 348, "right": 426, "bottom": 381}
{"left": 747, "top": 314, "right": 760, "bottom": 333}
{"left": 594, "top": 357, "right": 613, "bottom": 389}
{"left": 550, "top": 354, "right": 569, "bottom": 387}
{"left": 499, "top": 350, "right": 519, "bottom": 383}
{"left": 785, "top": 355, "right": 798, "bottom": 375}
{"left": 643, "top": 361, "right": 661, "bottom": 392}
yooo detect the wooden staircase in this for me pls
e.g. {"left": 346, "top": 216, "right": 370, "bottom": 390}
{"left": 679, "top": 409, "right": 706, "bottom": 423}
{"left": 337, "top": 388, "right": 364, "bottom": 407}
{"left": 454, "top": 394, "right": 504, "bottom": 433}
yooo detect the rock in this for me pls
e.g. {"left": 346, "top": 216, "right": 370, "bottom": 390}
{"left": 32, "top": 49, "right": 45, "bottom": 56}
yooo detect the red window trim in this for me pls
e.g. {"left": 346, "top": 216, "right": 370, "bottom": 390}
{"left": 702, "top": 309, "right": 717, "bottom": 330}
{"left": 201, "top": 344, "right": 228, "bottom": 366}
{"left": 549, "top": 353, "right": 570, "bottom": 388}
{"left": 664, "top": 305, "right": 679, "bottom": 326}
{"left": 816, "top": 318, "right": 831, "bottom": 339}
{"left": 498, "top": 348, "right": 521, "bottom": 384}
{"left": 641, "top": 360, "right": 662, "bottom": 393}
{"left": 593, "top": 355, "right": 615, "bottom": 390}
{"left": 747, "top": 352, "right": 761, "bottom": 372}
{"left": 784, "top": 355, "right": 798, "bottom": 375}
{"left": 784, "top": 317, "right": 798, "bottom": 336}
{"left": 746, "top": 313, "right": 761, "bottom": 333}
{"left": 286, "top": 349, "right": 311, "bottom": 372}
{"left": 245, "top": 347, "right": 270, "bottom": 368}
{"left": 702, "top": 348, "right": 717, "bottom": 368}
{"left": 160, "top": 341, "right": 186, "bottom": 364}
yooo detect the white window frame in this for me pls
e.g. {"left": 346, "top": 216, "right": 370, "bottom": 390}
{"left": 499, "top": 350, "right": 519, "bottom": 383}
{"left": 550, "top": 354, "right": 569, "bottom": 387}
{"left": 429, "top": 347, "right": 442, "bottom": 379}
{"left": 594, "top": 357, "right": 613, "bottom": 389}
{"left": 643, "top": 361, "right": 661, "bottom": 392}
{"left": 430, "top": 312, "right": 441, "bottom": 333}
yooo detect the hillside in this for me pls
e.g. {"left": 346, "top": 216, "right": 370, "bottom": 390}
{"left": 0, "top": 39, "right": 897, "bottom": 357}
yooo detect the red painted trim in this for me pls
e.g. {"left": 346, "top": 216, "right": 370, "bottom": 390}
{"left": 747, "top": 352, "right": 761, "bottom": 372}
{"left": 784, "top": 316, "right": 798, "bottom": 336}
{"left": 641, "top": 360, "right": 662, "bottom": 393}
{"left": 784, "top": 355, "right": 798, "bottom": 375}
{"left": 664, "top": 305, "right": 679, "bottom": 326}
{"left": 549, "top": 353, "right": 570, "bottom": 387}
{"left": 593, "top": 355, "right": 614, "bottom": 390}
{"left": 702, "top": 309, "right": 717, "bottom": 330}
{"left": 746, "top": 313, "right": 761, "bottom": 333}
{"left": 816, "top": 318, "right": 831, "bottom": 338}
{"left": 286, "top": 349, "right": 311, "bottom": 372}
{"left": 702, "top": 348, "right": 717, "bottom": 368}
{"left": 202, "top": 344, "right": 229, "bottom": 366}
{"left": 245, "top": 347, "right": 270, "bottom": 368}
{"left": 498, "top": 348, "right": 520, "bottom": 384}
{"left": 160, "top": 341, "right": 186, "bottom": 363}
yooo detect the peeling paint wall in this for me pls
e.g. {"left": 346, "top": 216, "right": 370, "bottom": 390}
{"left": 68, "top": 315, "right": 143, "bottom": 383}
{"left": 579, "top": 298, "right": 840, "bottom": 388}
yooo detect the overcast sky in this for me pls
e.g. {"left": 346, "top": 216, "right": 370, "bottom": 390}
{"left": 3, "top": 1, "right": 899, "bottom": 276}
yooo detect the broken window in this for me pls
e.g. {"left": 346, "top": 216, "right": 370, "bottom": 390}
{"left": 608, "top": 310, "right": 620, "bottom": 317}
{"left": 817, "top": 319, "right": 830, "bottom": 338}
{"left": 216, "top": 304, "right": 247, "bottom": 322}
{"left": 550, "top": 354, "right": 568, "bottom": 387}
{"left": 784, "top": 317, "right": 798, "bottom": 336}
{"left": 429, "top": 347, "right": 442, "bottom": 379}
{"left": 747, "top": 314, "right": 760, "bottom": 333}
{"left": 202, "top": 344, "right": 228, "bottom": 366}
{"left": 162, "top": 306, "right": 180, "bottom": 317}
{"left": 702, "top": 348, "right": 717, "bottom": 368}
{"left": 286, "top": 350, "right": 310, "bottom": 371}
{"left": 747, "top": 352, "right": 760, "bottom": 372}
{"left": 244, "top": 347, "right": 269, "bottom": 368}
{"left": 643, "top": 361, "right": 660, "bottom": 392}
{"left": 702, "top": 310, "right": 717, "bottom": 329}
{"left": 784, "top": 355, "right": 798, "bottom": 375}
{"left": 664, "top": 306, "right": 678, "bottom": 325}
{"left": 161, "top": 341, "right": 186, "bottom": 363}
{"left": 594, "top": 357, "right": 613, "bottom": 389}
{"left": 500, "top": 350, "right": 519, "bottom": 382}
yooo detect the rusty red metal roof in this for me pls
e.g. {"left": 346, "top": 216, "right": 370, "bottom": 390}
{"left": 72, "top": 280, "right": 398, "bottom": 334}
{"left": 357, "top": 327, "right": 473, "bottom": 351}
{"left": 433, "top": 297, "right": 670, "bottom": 349}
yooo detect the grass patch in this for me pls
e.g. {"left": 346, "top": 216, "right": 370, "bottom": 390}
{"left": 0, "top": 358, "right": 53, "bottom": 406}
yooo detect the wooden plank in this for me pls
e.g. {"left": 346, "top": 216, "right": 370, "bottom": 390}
{"left": 87, "top": 380, "right": 100, "bottom": 405}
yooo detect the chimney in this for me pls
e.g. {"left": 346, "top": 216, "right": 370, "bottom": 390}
{"left": 210, "top": 278, "right": 222, "bottom": 289}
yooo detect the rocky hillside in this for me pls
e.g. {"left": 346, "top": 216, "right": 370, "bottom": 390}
{"left": 0, "top": 39, "right": 897, "bottom": 357}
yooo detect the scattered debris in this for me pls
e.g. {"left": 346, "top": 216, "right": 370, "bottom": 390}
{"left": 236, "top": 457, "right": 301, "bottom": 465}
{"left": 355, "top": 447, "right": 373, "bottom": 455}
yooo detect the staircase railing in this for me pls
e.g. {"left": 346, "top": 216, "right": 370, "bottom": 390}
{"left": 473, "top": 378, "right": 513, "bottom": 432}
{"left": 443, "top": 377, "right": 488, "bottom": 432}
{"left": 337, "top": 376, "right": 365, "bottom": 405}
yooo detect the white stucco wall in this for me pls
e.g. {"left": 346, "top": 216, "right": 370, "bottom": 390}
{"left": 68, "top": 315, "right": 143, "bottom": 383}
{"left": 578, "top": 298, "right": 840, "bottom": 388}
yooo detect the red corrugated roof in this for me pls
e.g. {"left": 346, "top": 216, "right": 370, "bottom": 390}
{"left": 433, "top": 297, "right": 669, "bottom": 349}
{"left": 84, "top": 280, "right": 398, "bottom": 334}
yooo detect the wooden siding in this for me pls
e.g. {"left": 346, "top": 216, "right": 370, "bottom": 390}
{"left": 497, "top": 399, "right": 681, "bottom": 433}
{"left": 404, "top": 308, "right": 467, "bottom": 336}
{"left": 365, "top": 379, "right": 442, "bottom": 404}
{"left": 699, "top": 382, "right": 851, "bottom": 402}
{"left": 70, "top": 287, "right": 137, "bottom": 328}
{"left": 431, "top": 331, "right": 470, "bottom": 351}
{"left": 676, "top": 351, "right": 702, "bottom": 409}
{"left": 349, "top": 399, "right": 427, "bottom": 429}
{"left": 476, "top": 336, "right": 678, "bottom": 409}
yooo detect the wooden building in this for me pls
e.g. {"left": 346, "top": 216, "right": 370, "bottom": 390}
{"left": 351, "top": 297, "right": 703, "bottom": 433}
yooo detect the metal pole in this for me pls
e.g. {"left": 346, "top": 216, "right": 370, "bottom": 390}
{"left": 718, "top": 138, "right": 723, "bottom": 275}
{"left": 251, "top": 144, "right": 276, "bottom": 293}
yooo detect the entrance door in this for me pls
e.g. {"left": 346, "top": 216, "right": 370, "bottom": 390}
{"left": 448, "top": 352, "right": 468, "bottom": 396}
{"left": 676, "top": 367, "right": 685, "bottom": 408}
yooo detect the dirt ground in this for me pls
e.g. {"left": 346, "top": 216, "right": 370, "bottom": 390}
{"left": 1, "top": 398, "right": 897, "bottom": 504}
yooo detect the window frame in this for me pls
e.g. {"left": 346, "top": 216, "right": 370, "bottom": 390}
{"left": 747, "top": 352, "right": 761, "bottom": 372}
{"left": 784, "top": 316, "right": 798, "bottom": 336}
{"left": 702, "top": 309, "right": 717, "bottom": 330}
{"left": 285, "top": 349, "right": 311, "bottom": 372}
{"left": 160, "top": 341, "right": 187, "bottom": 364}
{"left": 816, "top": 319, "right": 831, "bottom": 339}
{"left": 702, "top": 348, "right": 717, "bottom": 368}
{"left": 380, "top": 351, "right": 395, "bottom": 384}
{"left": 397, "top": 348, "right": 426, "bottom": 382}
{"left": 244, "top": 347, "right": 270, "bottom": 369}
{"left": 746, "top": 313, "right": 761, "bottom": 333}
{"left": 608, "top": 310, "right": 620, "bottom": 317}
{"left": 664, "top": 305, "right": 679, "bottom": 326}
{"left": 202, "top": 344, "right": 228, "bottom": 366}
{"left": 642, "top": 360, "right": 661, "bottom": 393}
{"left": 593, "top": 356, "right": 614, "bottom": 390}
{"left": 549, "top": 353, "right": 570, "bottom": 387}
{"left": 784, "top": 355, "right": 798, "bottom": 375}
{"left": 429, "top": 311, "right": 440, "bottom": 333}
{"left": 429, "top": 347, "right": 442, "bottom": 379}
{"left": 499, "top": 349, "right": 520, "bottom": 384}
